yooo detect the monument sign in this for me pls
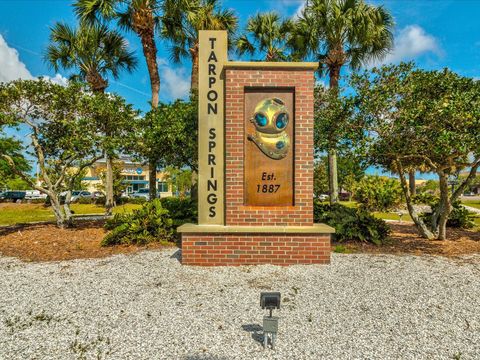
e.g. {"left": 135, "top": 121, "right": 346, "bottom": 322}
{"left": 178, "top": 30, "right": 334, "bottom": 266}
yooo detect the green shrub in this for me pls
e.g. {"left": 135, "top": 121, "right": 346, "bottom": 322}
{"left": 354, "top": 175, "right": 403, "bottom": 211}
{"left": 314, "top": 202, "right": 390, "bottom": 245}
{"left": 102, "top": 199, "right": 174, "bottom": 246}
{"left": 421, "top": 201, "right": 475, "bottom": 229}
{"left": 77, "top": 197, "right": 93, "bottom": 204}
{"left": 125, "top": 197, "right": 147, "bottom": 205}
{"left": 411, "top": 192, "right": 436, "bottom": 205}
{"left": 160, "top": 197, "right": 197, "bottom": 227}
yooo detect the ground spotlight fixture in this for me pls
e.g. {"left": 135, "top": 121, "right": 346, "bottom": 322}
{"left": 260, "top": 292, "right": 281, "bottom": 349}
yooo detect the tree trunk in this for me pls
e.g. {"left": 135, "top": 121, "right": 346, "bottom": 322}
{"left": 190, "top": 48, "right": 199, "bottom": 94}
{"left": 435, "top": 172, "right": 452, "bottom": 240}
{"left": 396, "top": 160, "right": 435, "bottom": 239}
{"left": 328, "top": 149, "right": 339, "bottom": 204}
{"left": 139, "top": 32, "right": 160, "bottom": 199}
{"left": 105, "top": 155, "right": 114, "bottom": 215}
{"left": 328, "top": 64, "right": 341, "bottom": 204}
{"left": 50, "top": 194, "right": 66, "bottom": 229}
{"left": 63, "top": 190, "right": 74, "bottom": 227}
{"left": 149, "top": 158, "right": 157, "bottom": 200}
{"left": 140, "top": 32, "right": 160, "bottom": 108}
{"left": 408, "top": 169, "right": 416, "bottom": 196}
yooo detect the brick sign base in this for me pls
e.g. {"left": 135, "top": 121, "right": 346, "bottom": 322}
{"left": 181, "top": 230, "right": 331, "bottom": 266}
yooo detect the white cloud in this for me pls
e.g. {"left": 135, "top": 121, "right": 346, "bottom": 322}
{"left": 158, "top": 58, "right": 190, "bottom": 100}
{"left": 379, "top": 25, "right": 442, "bottom": 65}
{"left": 43, "top": 73, "right": 69, "bottom": 86}
{"left": 0, "top": 34, "right": 34, "bottom": 82}
{"left": 0, "top": 34, "right": 70, "bottom": 87}
{"left": 293, "top": 0, "right": 306, "bottom": 18}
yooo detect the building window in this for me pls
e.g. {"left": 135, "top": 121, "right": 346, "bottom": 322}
{"left": 122, "top": 175, "right": 145, "bottom": 181}
{"left": 158, "top": 182, "right": 168, "bottom": 192}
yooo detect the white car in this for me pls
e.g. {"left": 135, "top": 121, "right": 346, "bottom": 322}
{"left": 130, "top": 188, "right": 150, "bottom": 200}
{"left": 24, "top": 190, "right": 47, "bottom": 200}
{"left": 318, "top": 194, "right": 329, "bottom": 201}
{"left": 59, "top": 190, "right": 92, "bottom": 202}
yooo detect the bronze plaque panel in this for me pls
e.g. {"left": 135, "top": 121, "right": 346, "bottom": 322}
{"left": 244, "top": 88, "right": 294, "bottom": 206}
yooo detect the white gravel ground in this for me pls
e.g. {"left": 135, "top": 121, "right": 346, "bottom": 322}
{"left": 0, "top": 249, "right": 479, "bottom": 359}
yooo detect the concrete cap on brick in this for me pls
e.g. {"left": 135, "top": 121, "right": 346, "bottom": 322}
{"left": 177, "top": 223, "right": 335, "bottom": 234}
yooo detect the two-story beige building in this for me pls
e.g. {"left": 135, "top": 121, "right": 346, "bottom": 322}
{"left": 82, "top": 157, "right": 173, "bottom": 197}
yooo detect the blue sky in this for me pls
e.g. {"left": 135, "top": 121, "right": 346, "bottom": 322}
{"left": 1, "top": 0, "right": 479, "bottom": 111}
{"left": 1, "top": 0, "right": 479, "bottom": 178}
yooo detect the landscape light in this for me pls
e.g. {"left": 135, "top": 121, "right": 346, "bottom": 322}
{"left": 260, "top": 292, "right": 281, "bottom": 349}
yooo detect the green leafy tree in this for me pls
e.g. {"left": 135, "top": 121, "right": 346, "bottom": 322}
{"left": 135, "top": 99, "right": 197, "bottom": 171}
{"left": 353, "top": 175, "right": 403, "bottom": 212}
{"left": 314, "top": 154, "right": 366, "bottom": 199}
{"left": 161, "top": 0, "right": 238, "bottom": 91}
{"left": 293, "top": 0, "right": 394, "bottom": 203}
{"left": 0, "top": 80, "right": 103, "bottom": 227}
{"left": 3, "top": 177, "right": 31, "bottom": 191}
{"left": 130, "top": 99, "right": 197, "bottom": 200}
{"left": 95, "top": 160, "right": 128, "bottom": 201}
{"left": 0, "top": 137, "right": 31, "bottom": 188}
{"left": 45, "top": 21, "right": 137, "bottom": 215}
{"left": 74, "top": 0, "right": 163, "bottom": 199}
{"left": 236, "top": 12, "right": 293, "bottom": 61}
{"left": 164, "top": 167, "right": 193, "bottom": 197}
{"left": 352, "top": 63, "right": 480, "bottom": 239}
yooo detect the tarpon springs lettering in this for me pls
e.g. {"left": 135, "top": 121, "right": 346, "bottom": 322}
{"left": 198, "top": 30, "right": 225, "bottom": 225}
{"left": 206, "top": 38, "right": 219, "bottom": 218}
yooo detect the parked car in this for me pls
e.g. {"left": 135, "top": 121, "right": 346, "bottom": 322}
{"left": 24, "top": 190, "right": 47, "bottom": 200}
{"left": 1, "top": 191, "right": 26, "bottom": 202}
{"left": 317, "top": 194, "right": 329, "bottom": 201}
{"left": 92, "top": 191, "right": 104, "bottom": 199}
{"left": 71, "top": 191, "right": 92, "bottom": 202}
{"left": 130, "top": 188, "right": 150, "bottom": 200}
{"left": 58, "top": 190, "right": 92, "bottom": 203}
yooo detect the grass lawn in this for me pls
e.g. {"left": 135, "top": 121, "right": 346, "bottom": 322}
{"left": 462, "top": 200, "right": 480, "bottom": 210}
{"left": 373, "top": 211, "right": 412, "bottom": 222}
{"left": 0, "top": 203, "right": 142, "bottom": 226}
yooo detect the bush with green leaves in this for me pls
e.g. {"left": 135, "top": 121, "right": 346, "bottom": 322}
{"left": 354, "top": 176, "right": 403, "bottom": 211}
{"left": 102, "top": 199, "right": 174, "bottom": 246}
{"left": 314, "top": 202, "right": 391, "bottom": 245}
{"left": 411, "top": 191, "right": 437, "bottom": 205}
{"left": 421, "top": 201, "right": 475, "bottom": 229}
{"left": 160, "top": 197, "right": 197, "bottom": 227}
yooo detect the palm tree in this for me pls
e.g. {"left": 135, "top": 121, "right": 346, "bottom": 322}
{"left": 74, "top": 0, "right": 163, "bottom": 199}
{"left": 236, "top": 12, "right": 293, "bottom": 61}
{"left": 45, "top": 22, "right": 137, "bottom": 215}
{"left": 292, "top": 0, "right": 394, "bottom": 204}
{"left": 161, "top": 0, "right": 238, "bottom": 92}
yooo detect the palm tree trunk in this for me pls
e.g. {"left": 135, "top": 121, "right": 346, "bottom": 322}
{"left": 140, "top": 32, "right": 160, "bottom": 108}
{"left": 138, "top": 31, "right": 160, "bottom": 200}
{"left": 149, "top": 160, "right": 157, "bottom": 200}
{"left": 328, "top": 64, "right": 341, "bottom": 204}
{"left": 105, "top": 154, "right": 114, "bottom": 215}
{"left": 87, "top": 76, "right": 114, "bottom": 215}
{"left": 190, "top": 45, "right": 199, "bottom": 93}
{"left": 328, "top": 150, "right": 339, "bottom": 204}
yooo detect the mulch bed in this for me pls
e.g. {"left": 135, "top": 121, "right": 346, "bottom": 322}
{"left": 0, "top": 221, "right": 172, "bottom": 262}
{"left": 0, "top": 221, "right": 478, "bottom": 262}
{"left": 340, "top": 223, "right": 480, "bottom": 257}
